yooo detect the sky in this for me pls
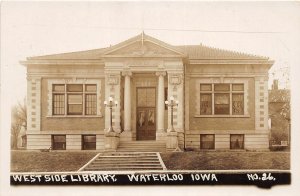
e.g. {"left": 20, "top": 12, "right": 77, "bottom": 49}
{"left": 1, "top": 1, "right": 299, "bottom": 107}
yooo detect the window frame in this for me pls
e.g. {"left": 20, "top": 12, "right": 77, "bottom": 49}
{"left": 230, "top": 134, "right": 245, "bottom": 150}
{"left": 52, "top": 135, "right": 66, "bottom": 150}
{"left": 51, "top": 84, "right": 97, "bottom": 116}
{"left": 52, "top": 94, "right": 65, "bottom": 115}
{"left": 200, "top": 134, "right": 215, "bottom": 150}
{"left": 82, "top": 135, "right": 96, "bottom": 150}
{"left": 199, "top": 83, "right": 245, "bottom": 116}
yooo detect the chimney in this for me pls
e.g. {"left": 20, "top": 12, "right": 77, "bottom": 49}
{"left": 272, "top": 79, "right": 279, "bottom": 90}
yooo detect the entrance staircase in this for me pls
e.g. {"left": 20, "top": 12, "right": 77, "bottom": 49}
{"left": 117, "top": 140, "right": 166, "bottom": 152}
{"left": 80, "top": 152, "right": 166, "bottom": 171}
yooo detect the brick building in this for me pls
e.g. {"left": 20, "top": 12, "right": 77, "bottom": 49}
{"left": 21, "top": 33, "right": 273, "bottom": 151}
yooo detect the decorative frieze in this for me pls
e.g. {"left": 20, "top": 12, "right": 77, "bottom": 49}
{"left": 107, "top": 75, "right": 119, "bottom": 85}
{"left": 169, "top": 74, "right": 182, "bottom": 85}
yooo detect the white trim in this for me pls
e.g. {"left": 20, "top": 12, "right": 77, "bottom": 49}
{"left": 196, "top": 77, "right": 249, "bottom": 117}
{"left": 47, "top": 79, "right": 102, "bottom": 117}
{"left": 77, "top": 153, "right": 101, "bottom": 171}
{"left": 157, "top": 152, "right": 167, "bottom": 170}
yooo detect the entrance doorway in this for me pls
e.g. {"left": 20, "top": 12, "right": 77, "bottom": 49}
{"left": 136, "top": 87, "right": 156, "bottom": 140}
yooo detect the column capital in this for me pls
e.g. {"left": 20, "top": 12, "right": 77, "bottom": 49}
{"left": 156, "top": 71, "right": 166, "bottom": 77}
{"left": 122, "top": 70, "right": 132, "bottom": 77}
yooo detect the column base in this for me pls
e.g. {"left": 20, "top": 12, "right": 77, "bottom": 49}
{"left": 104, "top": 131, "right": 120, "bottom": 151}
{"left": 120, "top": 131, "right": 132, "bottom": 141}
{"left": 166, "top": 132, "right": 182, "bottom": 152}
{"left": 156, "top": 132, "right": 167, "bottom": 141}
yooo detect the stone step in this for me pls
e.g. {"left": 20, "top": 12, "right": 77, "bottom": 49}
{"left": 117, "top": 149, "right": 166, "bottom": 152}
{"left": 81, "top": 152, "right": 166, "bottom": 171}
{"left": 118, "top": 142, "right": 166, "bottom": 144}
{"left": 119, "top": 142, "right": 166, "bottom": 145}
{"left": 104, "top": 152, "right": 158, "bottom": 155}
{"left": 119, "top": 142, "right": 165, "bottom": 143}
{"left": 98, "top": 155, "right": 158, "bottom": 158}
{"left": 118, "top": 146, "right": 165, "bottom": 148}
{"left": 119, "top": 143, "right": 165, "bottom": 146}
{"left": 90, "top": 161, "right": 160, "bottom": 165}
{"left": 93, "top": 159, "right": 159, "bottom": 162}
{"left": 86, "top": 165, "right": 163, "bottom": 168}
{"left": 90, "top": 163, "right": 162, "bottom": 166}
{"left": 84, "top": 168, "right": 163, "bottom": 171}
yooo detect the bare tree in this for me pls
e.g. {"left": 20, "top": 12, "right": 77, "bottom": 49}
{"left": 11, "top": 98, "right": 27, "bottom": 149}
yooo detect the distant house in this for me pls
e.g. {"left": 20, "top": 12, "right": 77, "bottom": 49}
{"left": 21, "top": 33, "right": 274, "bottom": 151}
{"left": 269, "top": 80, "right": 290, "bottom": 146}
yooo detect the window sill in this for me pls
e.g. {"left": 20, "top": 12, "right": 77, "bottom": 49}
{"left": 47, "top": 115, "right": 103, "bottom": 118}
{"left": 194, "top": 114, "right": 250, "bottom": 118}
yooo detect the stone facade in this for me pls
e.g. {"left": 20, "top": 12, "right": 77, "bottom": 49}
{"left": 22, "top": 33, "right": 273, "bottom": 151}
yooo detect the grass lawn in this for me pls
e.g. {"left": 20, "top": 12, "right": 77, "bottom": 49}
{"left": 160, "top": 151, "right": 290, "bottom": 170}
{"left": 11, "top": 151, "right": 290, "bottom": 172}
{"left": 11, "top": 151, "right": 98, "bottom": 172}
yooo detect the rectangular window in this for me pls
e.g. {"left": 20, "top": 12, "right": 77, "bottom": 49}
{"left": 53, "top": 94, "right": 65, "bottom": 115}
{"left": 200, "top": 84, "right": 212, "bottom": 91}
{"left": 67, "top": 84, "right": 83, "bottom": 92}
{"left": 53, "top": 84, "right": 65, "bottom": 92}
{"left": 230, "top": 134, "right": 244, "bottom": 149}
{"left": 52, "top": 84, "right": 97, "bottom": 116}
{"left": 52, "top": 135, "right": 66, "bottom": 150}
{"left": 85, "top": 94, "right": 97, "bottom": 115}
{"left": 68, "top": 94, "right": 83, "bottom": 115}
{"left": 85, "top": 84, "right": 96, "bottom": 92}
{"left": 232, "top": 84, "right": 244, "bottom": 91}
{"left": 232, "top": 94, "right": 244, "bottom": 115}
{"left": 214, "top": 84, "right": 230, "bottom": 91}
{"left": 200, "top": 83, "right": 244, "bottom": 115}
{"left": 200, "top": 134, "right": 215, "bottom": 149}
{"left": 200, "top": 93, "right": 212, "bottom": 115}
{"left": 214, "top": 93, "right": 230, "bottom": 114}
{"left": 82, "top": 135, "right": 96, "bottom": 150}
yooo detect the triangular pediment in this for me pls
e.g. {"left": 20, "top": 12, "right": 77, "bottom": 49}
{"left": 103, "top": 33, "right": 185, "bottom": 57}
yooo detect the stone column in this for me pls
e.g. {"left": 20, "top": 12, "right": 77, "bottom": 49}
{"left": 156, "top": 71, "right": 166, "bottom": 132}
{"left": 156, "top": 71, "right": 167, "bottom": 141}
{"left": 120, "top": 70, "right": 133, "bottom": 141}
{"left": 122, "top": 71, "right": 132, "bottom": 132}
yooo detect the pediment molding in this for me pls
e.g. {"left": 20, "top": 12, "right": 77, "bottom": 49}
{"left": 103, "top": 33, "right": 185, "bottom": 58}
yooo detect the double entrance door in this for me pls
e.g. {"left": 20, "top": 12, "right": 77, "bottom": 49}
{"left": 136, "top": 87, "right": 156, "bottom": 140}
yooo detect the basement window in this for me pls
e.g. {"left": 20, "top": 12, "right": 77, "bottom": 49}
{"left": 52, "top": 135, "right": 66, "bottom": 150}
{"left": 82, "top": 135, "right": 96, "bottom": 150}
{"left": 230, "top": 134, "right": 244, "bottom": 149}
{"left": 200, "top": 134, "right": 215, "bottom": 150}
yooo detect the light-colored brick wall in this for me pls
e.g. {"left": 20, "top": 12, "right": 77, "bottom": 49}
{"left": 27, "top": 134, "right": 51, "bottom": 150}
{"left": 245, "top": 134, "right": 269, "bottom": 149}
{"left": 66, "top": 135, "right": 81, "bottom": 150}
